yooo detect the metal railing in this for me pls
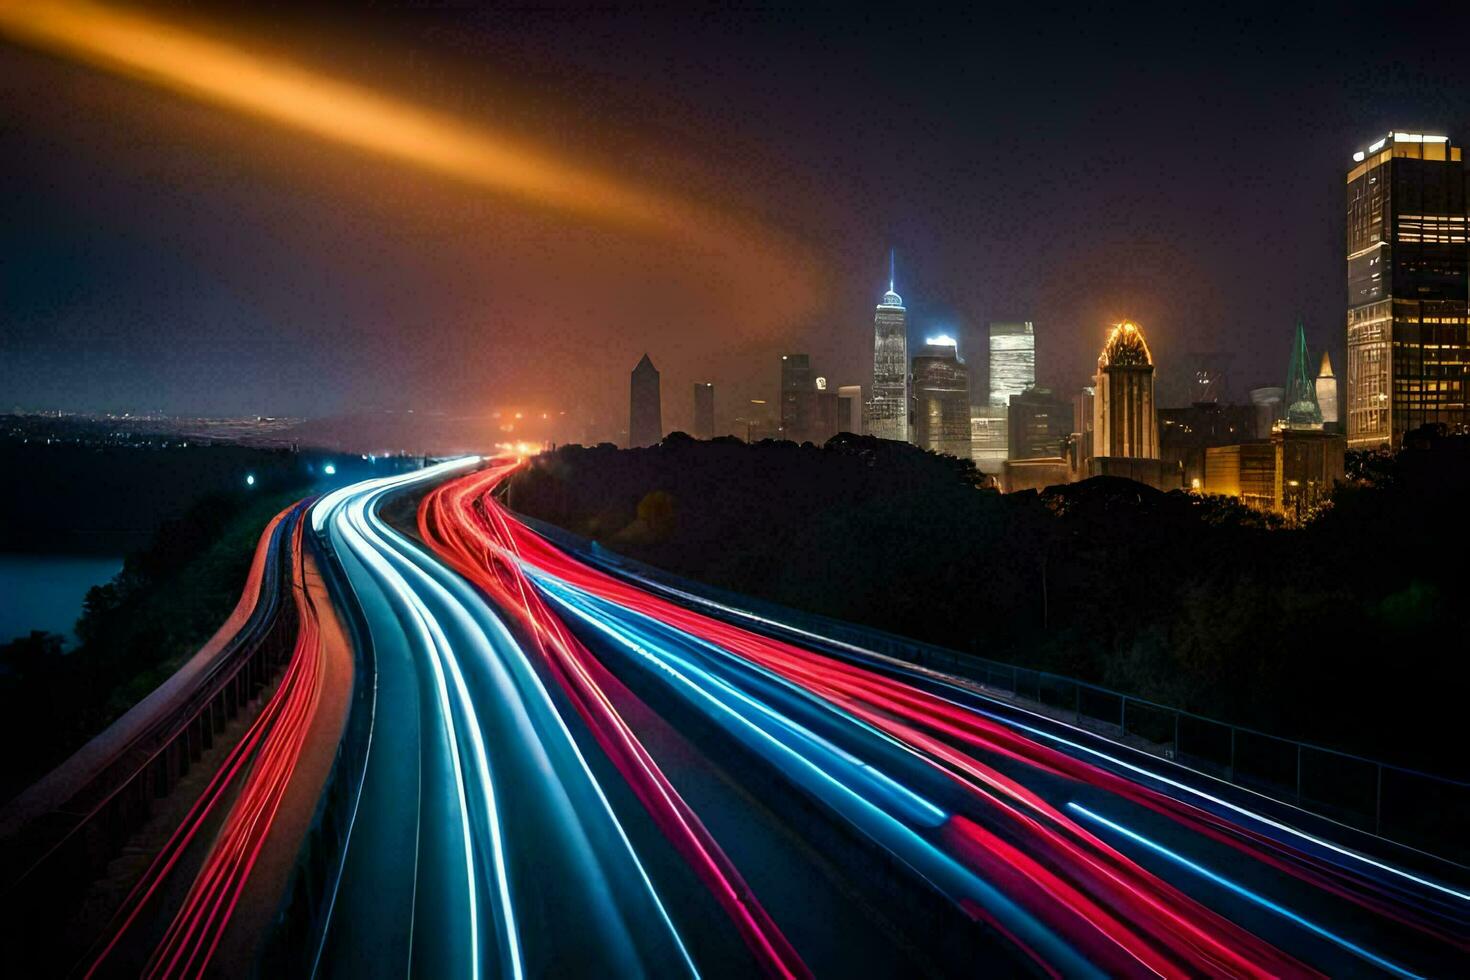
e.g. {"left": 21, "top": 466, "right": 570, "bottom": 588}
{"left": 0, "top": 504, "right": 307, "bottom": 951}
{"left": 257, "top": 526, "right": 378, "bottom": 977}
{"left": 521, "top": 515, "right": 1470, "bottom": 867}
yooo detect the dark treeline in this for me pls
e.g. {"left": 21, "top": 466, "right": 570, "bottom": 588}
{"left": 506, "top": 429, "right": 1470, "bottom": 778}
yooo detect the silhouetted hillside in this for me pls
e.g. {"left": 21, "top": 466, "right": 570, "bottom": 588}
{"left": 506, "top": 430, "right": 1470, "bottom": 776}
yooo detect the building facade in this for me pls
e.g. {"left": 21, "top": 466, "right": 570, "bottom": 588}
{"left": 1007, "top": 387, "right": 1070, "bottom": 460}
{"left": 970, "top": 409, "right": 1008, "bottom": 473}
{"left": 988, "top": 322, "right": 1035, "bottom": 410}
{"left": 912, "top": 337, "right": 972, "bottom": 458}
{"left": 836, "top": 385, "right": 863, "bottom": 435}
{"left": 1071, "top": 386, "right": 1095, "bottom": 468}
{"left": 868, "top": 271, "right": 909, "bottom": 442}
{"left": 1274, "top": 429, "right": 1346, "bottom": 519}
{"left": 1345, "top": 132, "right": 1469, "bottom": 448}
{"left": 1316, "top": 352, "right": 1339, "bottom": 428}
{"left": 693, "top": 382, "right": 715, "bottom": 440}
{"left": 1093, "top": 321, "right": 1160, "bottom": 460}
{"left": 1002, "top": 457, "right": 1071, "bottom": 494}
{"left": 780, "top": 354, "right": 816, "bottom": 442}
{"left": 629, "top": 353, "right": 662, "bottom": 447}
{"left": 1159, "top": 401, "right": 1257, "bottom": 489}
{"left": 1204, "top": 443, "right": 1276, "bottom": 511}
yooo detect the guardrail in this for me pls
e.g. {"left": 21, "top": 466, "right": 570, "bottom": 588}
{"left": 257, "top": 523, "right": 378, "bottom": 977}
{"left": 0, "top": 503, "right": 307, "bottom": 949}
{"left": 519, "top": 513, "right": 1470, "bottom": 867}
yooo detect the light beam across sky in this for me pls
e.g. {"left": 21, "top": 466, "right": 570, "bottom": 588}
{"left": 0, "top": 0, "right": 792, "bottom": 256}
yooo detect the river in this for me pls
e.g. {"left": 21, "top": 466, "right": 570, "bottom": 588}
{"left": 0, "top": 554, "right": 124, "bottom": 648}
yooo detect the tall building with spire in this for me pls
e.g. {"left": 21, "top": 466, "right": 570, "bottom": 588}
{"left": 1093, "top": 321, "right": 1159, "bottom": 459}
{"left": 867, "top": 251, "right": 909, "bottom": 442}
{"left": 629, "top": 353, "right": 662, "bottom": 447}
{"left": 1345, "top": 131, "right": 1469, "bottom": 448}
{"left": 1283, "top": 320, "right": 1324, "bottom": 428}
{"left": 1089, "top": 320, "right": 1173, "bottom": 488}
{"left": 1316, "top": 352, "right": 1339, "bottom": 427}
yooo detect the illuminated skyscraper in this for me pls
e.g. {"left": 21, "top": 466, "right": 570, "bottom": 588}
{"left": 868, "top": 252, "right": 909, "bottom": 442}
{"left": 693, "top": 382, "right": 715, "bottom": 440}
{"left": 988, "top": 322, "right": 1035, "bottom": 410}
{"left": 1283, "top": 320, "right": 1324, "bottom": 428}
{"left": 1345, "top": 132, "right": 1469, "bottom": 448}
{"left": 1316, "top": 352, "right": 1339, "bottom": 427}
{"left": 629, "top": 353, "right": 662, "bottom": 447}
{"left": 912, "top": 336, "right": 972, "bottom": 459}
{"left": 1093, "top": 321, "right": 1159, "bottom": 460}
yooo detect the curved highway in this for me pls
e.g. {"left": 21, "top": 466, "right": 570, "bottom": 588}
{"left": 309, "top": 460, "right": 695, "bottom": 979}
{"left": 404, "top": 460, "right": 1470, "bottom": 979}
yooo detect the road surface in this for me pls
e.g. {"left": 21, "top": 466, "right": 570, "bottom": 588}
{"left": 401, "top": 459, "right": 1469, "bottom": 978}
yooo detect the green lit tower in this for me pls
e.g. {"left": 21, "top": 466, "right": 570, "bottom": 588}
{"left": 1282, "top": 320, "right": 1323, "bottom": 429}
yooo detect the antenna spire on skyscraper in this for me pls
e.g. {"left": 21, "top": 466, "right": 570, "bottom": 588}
{"left": 889, "top": 247, "right": 895, "bottom": 292}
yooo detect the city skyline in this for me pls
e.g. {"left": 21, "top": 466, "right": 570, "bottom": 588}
{"left": 6, "top": 7, "right": 1470, "bottom": 975}
{"left": 6, "top": 5, "right": 1469, "bottom": 438}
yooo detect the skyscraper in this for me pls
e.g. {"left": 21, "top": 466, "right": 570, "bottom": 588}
{"left": 1316, "top": 352, "right": 1339, "bottom": 427}
{"left": 1282, "top": 320, "right": 1324, "bottom": 428}
{"left": 780, "top": 354, "right": 815, "bottom": 442}
{"left": 1007, "top": 387, "right": 1070, "bottom": 460}
{"left": 693, "top": 382, "right": 715, "bottom": 440}
{"left": 836, "top": 385, "right": 863, "bottom": 435}
{"left": 1345, "top": 132, "right": 1469, "bottom": 448}
{"left": 911, "top": 336, "right": 971, "bottom": 459}
{"left": 629, "top": 353, "right": 662, "bottom": 447}
{"left": 1072, "top": 386, "right": 1096, "bottom": 465}
{"left": 868, "top": 252, "right": 908, "bottom": 442}
{"left": 988, "top": 322, "right": 1036, "bottom": 410}
{"left": 1093, "top": 321, "right": 1159, "bottom": 460}
{"left": 813, "top": 377, "right": 839, "bottom": 444}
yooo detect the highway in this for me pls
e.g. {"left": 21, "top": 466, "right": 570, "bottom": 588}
{"left": 22, "top": 456, "right": 1461, "bottom": 976}
{"left": 399, "top": 459, "right": 1470, "bottom": 978}
{"left": 308, "top": 460, "right": 696, "bottom": 979}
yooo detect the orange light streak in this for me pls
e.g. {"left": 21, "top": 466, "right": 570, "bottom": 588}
{"left": 0, "top": 0, "right": 743, "bottom": 247}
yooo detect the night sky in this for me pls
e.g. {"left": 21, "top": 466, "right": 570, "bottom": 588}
{"left": 3, "top": 2, "right": 1470, "bottom": 441}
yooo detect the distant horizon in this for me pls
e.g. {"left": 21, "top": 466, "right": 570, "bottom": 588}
{"left": 6, "top": 5, "right": 1463, "bottom": 433}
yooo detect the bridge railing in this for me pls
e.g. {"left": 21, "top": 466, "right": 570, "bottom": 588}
{"left": 520, "top": 515, "right": 1470, "bottom": 867}
{"left": 0, "top": 505, "right": 306, "bottom": 951}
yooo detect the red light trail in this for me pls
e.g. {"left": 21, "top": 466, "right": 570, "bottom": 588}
{"left": 420, "top": 461, "right": 810, "bottom": 980}
{"left": 415, "top": 459, "right": 1467, "bottom": 977}
{"left": 84, "top": 504, "right": 326, "bottom": 978}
